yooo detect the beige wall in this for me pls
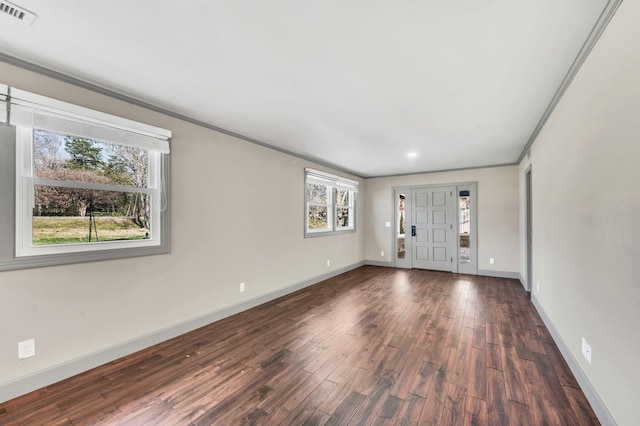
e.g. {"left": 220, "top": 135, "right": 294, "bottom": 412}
{"left": 364, "top": 166, "right": 519, "bottom": 274}
{"left": 0, "top": 62, "right": 364, "bottom": 392}
{"left": 519, "top": 1, "right": 640, "bottom": 424}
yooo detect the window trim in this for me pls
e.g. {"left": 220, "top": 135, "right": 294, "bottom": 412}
{"left": 304, "top": 168, "right": 358, "bottom": 238}
{"left": 0, "top": 86, "right": 171, "bottom": 271}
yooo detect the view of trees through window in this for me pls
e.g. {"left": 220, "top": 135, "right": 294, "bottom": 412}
{"left": 335, "top": 189, "right": 351, "bottom": 228}
{"left": 31, "top": 129, "right": 150, "bottom": 245}
{"left": 306, "top": 183, "right": 328, "bottom": 229}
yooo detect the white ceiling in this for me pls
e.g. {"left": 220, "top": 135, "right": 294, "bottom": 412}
{"left": 0, "top": 0, "right": 610, "bottom": 177}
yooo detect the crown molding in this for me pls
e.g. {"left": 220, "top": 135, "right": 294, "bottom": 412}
{"left": 0, "top": 52, "right": 364, "bottom": 179}
{"left": 516, "top": 0, "right": 624, "bottom": 164}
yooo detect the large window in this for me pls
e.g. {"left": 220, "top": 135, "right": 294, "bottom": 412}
{"left": 305, "top": 168, "right": 358, "bottom": 236}
{"left": 0, "top": 85, "right": 171, "bottom": 270}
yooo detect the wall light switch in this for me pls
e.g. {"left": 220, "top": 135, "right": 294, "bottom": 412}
{"left": 384, "top": 221, "right": 391, "bottom": 227}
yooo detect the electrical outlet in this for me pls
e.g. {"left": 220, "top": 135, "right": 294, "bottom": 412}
{"left": 380, "top": 251, "right": 384, "bottom": 257}
{"left": 582, "top": 337, "right": 592, "bottom": 364}
{"left": 327, "top": 259, "right": 331, "bottom": 267}
{"left": 18, "top": 339, "right": 35, "bottom": 359}
{"left": 240, "top": 282, "right": 245, "bottom": 293}
{"left": 489, "top": 258, "right": 495, "bottom": 265}
{"left": 384, "top": 221, "right": 391, "bottom": 227}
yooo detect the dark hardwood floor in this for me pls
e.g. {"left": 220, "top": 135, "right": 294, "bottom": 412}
{"left": 0, "top": 266, "right": 599, "bottom": 425}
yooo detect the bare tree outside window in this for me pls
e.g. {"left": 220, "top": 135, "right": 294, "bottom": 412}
{"left": 31, "top": 129, "right": 151, "bottom": 245}
{"left": 307, "top": 183, "right": 328, "bottom": 229}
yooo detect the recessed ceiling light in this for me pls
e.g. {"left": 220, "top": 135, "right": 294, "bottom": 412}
{"left": 407, "top": 152, "right": 418, "bottom": 158}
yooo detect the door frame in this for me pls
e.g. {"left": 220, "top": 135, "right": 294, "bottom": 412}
{"left": 525, "top": 165, "right": 533, "bottom": 292}
{"left": 393, "top": 182, "right": 477, "bottom": 274}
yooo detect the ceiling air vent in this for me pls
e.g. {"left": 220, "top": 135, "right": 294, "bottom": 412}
{"left": 0, "top": 1, "right": 36, "bottom": 24}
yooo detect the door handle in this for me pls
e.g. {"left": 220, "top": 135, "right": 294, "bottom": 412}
{"left": 411, "top": 225, "right": 416, "bottom": 237}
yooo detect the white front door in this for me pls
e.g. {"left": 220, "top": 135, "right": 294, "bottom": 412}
{"left": 411, "top": 186, "right": 456, "bottom": 271}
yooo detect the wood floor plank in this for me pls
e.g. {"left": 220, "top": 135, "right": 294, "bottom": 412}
{"left": 542, "top": 341, "right": 581, "bottom": 389}
{"left": 407, "top": 359, "right": 437, "bottom": 399}
{"left": 283, "top": 379, "right": 337, "bottom": 424}
{"left": 0, "top": 266, "right": 600, "bottom": 425}
{"left": 565, "top": 385, "right": 601, "bottom": 425}
{"left": 301, "top": 409, "right": 332, "bottom": 426}
{"left": 96, "top": 397, "right": 194, "bottom": 426}
{"left": 524, "top": 328, "right": 547, "bottom": 355}
{"left": 486, "top": 322, "right": 501, "bottom": 345}
{"left": 438, "top": 383, "right": 467, "bottom": 425}
{"left": 508, "top": 400, "right": 534, "bottom": 425}
{"left": 467, "top": 347, "right": 487, "bottom": 400}
{"left": 499, "top": 344, "right": 528, "bottom": 405}
{"left": 325, "top": 390, "right": 367, "bottom": 425}
{"left": 526, "top": 384, "right": 564, "bottom": 425}
{"left": 463, "top": 396, "right": 487, "bottom": 426}
{"left": 317, "top": 382, "right": 354, "bottom": 416}
{"left": 486, "top": 343, "right": 503, "bottom": 371}
{"left": 256, "top": 371, "right": 313, "bottom": 415}
{"left": 418, "top": 366, "right": 449, "bottom": 425}
{"left": 487, "top": 367, "right": 509, "bottom": 425}
{"left": 346, "top": 369, "right": 398, "bottom": 425}
{"left": 388, "top": 340, "right": 423, "bottom": 399}
{"left": 376, "top": 394, "right": 403, "bottom": 422}
{"left": 395, "top": 393, "right": 425, "bottom": 426}
{"left": 472, "top": 325, "right": 486, "bottom": 349}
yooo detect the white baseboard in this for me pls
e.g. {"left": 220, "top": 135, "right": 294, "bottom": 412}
{"left": 0, "top": 261, "right": 365, "bottom": 404}
{"left": 531, "top": 294, "right": 617, "bottom": 426}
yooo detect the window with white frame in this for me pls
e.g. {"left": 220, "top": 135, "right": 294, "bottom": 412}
{"left": 0, "top": 86, "right": 171, "bottom": 266}
{"left": 305, "top": 168, "right": 358, "bottom": 236}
